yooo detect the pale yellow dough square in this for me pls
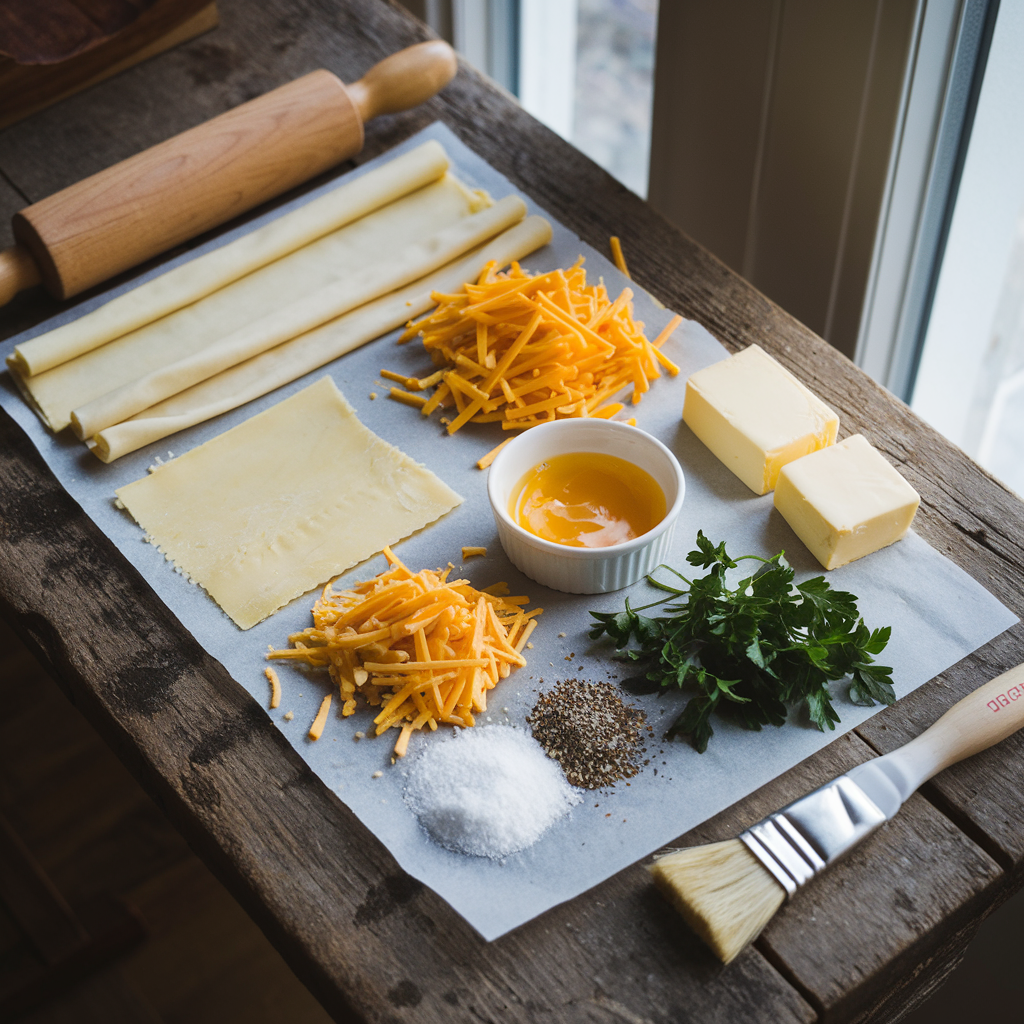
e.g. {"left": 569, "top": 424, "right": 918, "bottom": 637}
{"left": 774, "top": 434, "right": 920, "bottom": 569}
{"left": 683, "top": 344, "right": 839, "bottom": 494}
{"left": 116, "top": 377, "right": 463, "bottom": 629}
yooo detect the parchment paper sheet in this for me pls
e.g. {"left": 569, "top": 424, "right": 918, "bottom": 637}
{"left": 0, "top": 124, "right": 1016, "bottom": 941}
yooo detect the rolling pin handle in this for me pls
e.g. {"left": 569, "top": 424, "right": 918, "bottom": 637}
{"left": 346, "top": 40, "right": 458, "bottom": 124}
{"left": 0, "top": 244, "right": 42, "bottom": 306}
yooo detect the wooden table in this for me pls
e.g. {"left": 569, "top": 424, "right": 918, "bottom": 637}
{"left": 1, "top": 2, "right": 1022, "bottom": 1021}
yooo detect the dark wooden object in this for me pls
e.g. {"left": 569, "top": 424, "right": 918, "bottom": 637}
{"left": 0, "top": 0, "right": 160, "bottom": 64}
{"left": 0, "top": 0, "right": 217, "bottom": 131}
{"left": 0, "top": 1, "right": 1021, "bottom": 1021}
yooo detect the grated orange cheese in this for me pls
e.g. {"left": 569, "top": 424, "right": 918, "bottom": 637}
{"left": 309, "top": 693, "right": 332, "bottom": 740}
{"left": 389, "top": 387, "right": 428, "bottom": 409}
{"left": 387, "top": 259, "right": 680, "bottom": 451}
{"left": 610, "top": 236, "right": 631, "bottom": 279}
{"left": 477, "top": 437, "right": 513, "bottom": 469}
{"left": 265, "top": 666, "right": 281, "bottom": 709}
{"left": 269, "top": 546, "right": 540, "bottom": 755}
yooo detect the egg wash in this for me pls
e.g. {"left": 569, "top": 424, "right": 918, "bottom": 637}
{"left": 510, "top": 452, "right": 666, "bottom": 548}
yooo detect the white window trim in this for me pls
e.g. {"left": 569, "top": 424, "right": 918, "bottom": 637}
{"left": 911, "top": 0, "right": 1024, "bottom": 449}
{"left": 518, "top": 0, "right": 578, "bottom": 139}
{"left": 854, "top": 0, "right": 996, "bottom": 401}
{"left": 855, "top": 0, "right": 960, "bottom": 388}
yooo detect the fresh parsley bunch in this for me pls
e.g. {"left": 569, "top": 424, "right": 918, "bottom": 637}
{"left": 589, "top": 531, "right": 895, "bottom": 752}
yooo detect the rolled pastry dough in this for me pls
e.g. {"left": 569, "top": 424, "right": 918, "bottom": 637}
{"left": 8, "top": 140, "right": 450, "bottom": 378}
{"left": 16, "top": 173, "right": 491, "bottom": 433}
{"left": 91, "top": 215, "right": 553, "bottom": 461}
{"left": 115, "top": 376, "right": 463, "bottom": 630}
{"left": 71, "top": 194, "right": 527, "bottom": 440}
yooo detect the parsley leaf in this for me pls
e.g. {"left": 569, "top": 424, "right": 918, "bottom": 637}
{"left": 589, "top": 531, "right": 895, "bottom": 752}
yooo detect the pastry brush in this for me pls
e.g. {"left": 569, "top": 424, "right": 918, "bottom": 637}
{"left": 649, "top": 661, "right": 1024, "bottom": 963}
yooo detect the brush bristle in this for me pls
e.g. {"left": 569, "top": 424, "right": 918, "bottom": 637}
{"left": 649, "top": 838, "right": 786, "bottom": 963}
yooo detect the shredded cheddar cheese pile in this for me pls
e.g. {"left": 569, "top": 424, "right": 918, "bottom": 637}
{"left": 384, "top": 259, "right": 682, "bottom": 467}
{"left": 268, "top": 546, "right": 540, "bottom": 756}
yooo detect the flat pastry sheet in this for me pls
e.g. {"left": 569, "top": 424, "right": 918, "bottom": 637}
{"left": 0, "top": 123, "right": 1016, "bottom": 941}
{"left": 115, "top": 377, "right": 462, "bottom": 630}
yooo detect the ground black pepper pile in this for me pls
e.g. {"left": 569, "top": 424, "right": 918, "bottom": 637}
{"left": 527, "top": 679, "right": 647, "bottom": 789}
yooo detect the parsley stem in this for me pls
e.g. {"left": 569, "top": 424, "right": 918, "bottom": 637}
{"left": 645, "top": 563, "right": 694, "bottom": 595}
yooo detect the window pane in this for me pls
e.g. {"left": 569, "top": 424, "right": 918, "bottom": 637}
{"left": 517, "top": 0, "right": 658, "bottom": 198}
{"left": 572, "top": 0, "right": 659, "bottom": 198}
{"left": 910, "top": 2, "right": 1024, "bottom": 497}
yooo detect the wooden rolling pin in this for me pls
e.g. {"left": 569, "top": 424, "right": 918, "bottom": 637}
{"left": 0, "top": 40, "right": 457, "bottom": 307}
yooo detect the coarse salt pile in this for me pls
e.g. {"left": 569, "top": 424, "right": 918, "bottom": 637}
{"left": 403, "top": 726, "right": 580, "bottom": 858}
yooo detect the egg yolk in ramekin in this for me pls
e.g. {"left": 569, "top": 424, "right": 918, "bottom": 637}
{"left": 510, "top": 452, "right": 666, "bottom": 548}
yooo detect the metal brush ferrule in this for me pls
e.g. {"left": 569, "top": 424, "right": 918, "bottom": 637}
{"left": 738, "top": 775, "right": 887, "bottom": 898}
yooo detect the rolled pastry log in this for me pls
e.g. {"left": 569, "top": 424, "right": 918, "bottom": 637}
{"left": 90, "top": 215, "right": 553, "bottom": 462}
{"left": 15, "top": 173, "right": 489, "bottom": 432}
{"left": 7, "top": 140, "right": 450, "bottom": 378}
{"left": 71, "top": 194, "right": 527, "bottom": 440}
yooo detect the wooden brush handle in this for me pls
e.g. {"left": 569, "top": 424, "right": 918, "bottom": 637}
{"left": 8, "top": 40, "right": 457, "bottom": 303}
{"left": 881, "top": 662, "right": 1024, "bottom": 793}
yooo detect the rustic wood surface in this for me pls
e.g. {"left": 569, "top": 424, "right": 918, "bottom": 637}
{"left": 0, "top": 1, "right": 1022, "bottom": 1022}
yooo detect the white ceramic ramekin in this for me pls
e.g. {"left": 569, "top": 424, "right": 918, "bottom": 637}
{"left": 487, "top": 419, "right": 685, "bottom": 594}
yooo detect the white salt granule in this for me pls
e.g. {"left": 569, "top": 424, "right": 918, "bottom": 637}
{"left": 403, "top": 726, "right": 580, "bottom": 859}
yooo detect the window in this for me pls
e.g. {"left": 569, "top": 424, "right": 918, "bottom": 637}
{"left": 908, "top": 1, "right": 1024, "bottom": 494}
{"left": 413, "top": 0, "right": 659, "bottom": 197}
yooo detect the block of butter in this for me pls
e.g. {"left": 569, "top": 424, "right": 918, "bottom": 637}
{"left": 774, "top": 434, "right": 920, "bottom": 570}
{"left": 683, "top": 344, "right": 839, "bottom": 494}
